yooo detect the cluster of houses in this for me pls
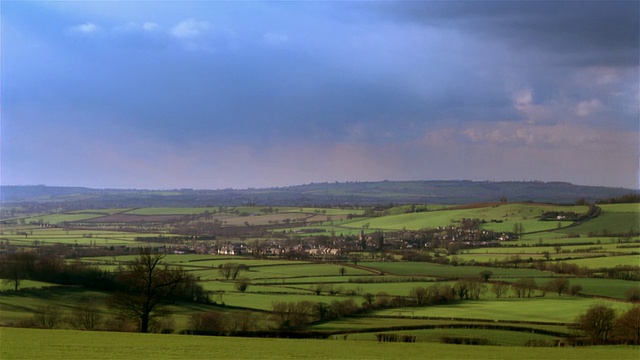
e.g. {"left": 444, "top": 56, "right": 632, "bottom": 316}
{"left": 162, "top": 224, "right": 517, "bottom": 258}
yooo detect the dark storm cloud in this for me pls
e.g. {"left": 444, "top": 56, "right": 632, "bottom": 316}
{"left": 376, "top": 1, "right": 639, "bottom": 66}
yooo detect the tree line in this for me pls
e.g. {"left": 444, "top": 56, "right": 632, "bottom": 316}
{"left": 1, "top": 249, "right": 207, "bottom": 333}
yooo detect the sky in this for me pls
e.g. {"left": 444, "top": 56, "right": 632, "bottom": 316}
{"left": 2, "top": 1, "right": 639, "bottom": 190}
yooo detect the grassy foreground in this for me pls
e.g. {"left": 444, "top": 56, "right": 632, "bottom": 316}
{"left": 1, "top": 327, "right": 639, "bottom": 360}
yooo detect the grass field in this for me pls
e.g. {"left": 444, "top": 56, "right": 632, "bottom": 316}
{"left": 22, "top": 213, "right": 106, "bottom": 224}
{"left": 338, "top": 203, "right": 589, "bottom": 232}
{"left": 0, "top": 227, "right": 171, "bottom": 247}
{"left": 561, "top": 277, "right": 638, "bottom": 299}
{"left": 2, "top": 327, "right": 638, "bottom": 360}
{"left": 0, "top": 280, "right": 57, "bottom": 291}
{"left": 359, "top": 261, "right": 549, "bottom": 278}
{"left": 557, "top": 255, "right": 640, "bottom": 268}
{"left": 373, "top": 297, "right": 632, "bottom": 323}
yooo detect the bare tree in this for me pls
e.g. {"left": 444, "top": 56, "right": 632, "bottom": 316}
{"left": 310, "top": 283, "right": 325, "bottom": 295}
{"left": 492, "top": 282, "right": 510, "bottom": 299}
{"left": 513, "top": 278, "right": 537, "bottom": 298}
{"left": 270, "top": 301, "right": 313, "bottom": 329}
{"left": 33, "top": 305, "right": 64, "bottom": 329}
{"left": 107, "top": 249, "right": 188, "bottom": 333}
{"left": 479, "top": 270, "right": 493, "bottom": 282}
{"left": 468, "top": 279, "right": 486, "bottom": 300}
{"left": 189, "top": 311, "right": 226, "bottom": 333}
{"left": 228, "top": 310, "right": 255, "bottom": 334}
{"left": 375, "top": 291, "right": 390, "bottom": 308}
{"left": 68, "top": 297, "right": 102, "bottom": 330}
{"left": 234, "top": 277, "right": 250, "bottom": 293}
{"left": 546, "top": 278, "right": 570, "bottom": 296}
{"left": 218, "top": 263, "right": 247, "bottom": 280}
{"left": 362, "top": 293, "right": 375, "bottom": 307}
{"left": 616, "top": 305, "right": 640, "bottom": 345}
{"left": 314, "top": 302, "right": 330, "bottom": 321}
{"left": 576, "top": 303, "right": 617, "bottom": 343}
{"left": 410, "top": 286, "right": 429, "bottom": 305}
{"left": 570, "top": 284, "right": 583, "bottom": 296}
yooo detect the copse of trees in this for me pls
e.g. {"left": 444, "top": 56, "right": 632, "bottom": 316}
{"left": 189, "top": 310, "right": 259, "bottom": 335}
{"left": 575, "top": 304, "right": 640, "bottom": 345}
{"left": 269, "top": 299, "right": 361, "bottom": 330}
{"left": 0, "top": 251, "right": 116, "bottom": 291}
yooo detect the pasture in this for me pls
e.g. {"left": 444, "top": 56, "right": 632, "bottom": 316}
{"left": 338, "top": 203, "right": 589, "bottom": 232}
{"left": 373, "top": 297, "right": 632, "bottom": 323}
{"left": 558, "top": 255, "right": 640, "bottom": 268}
{"left": 2, "top": 327, "right": 638, "bottom": 360}
{"left": 358, "top": 261, "right": 549, "bottom": 278}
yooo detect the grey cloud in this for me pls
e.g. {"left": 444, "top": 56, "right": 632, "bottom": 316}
{"left": 374, "top": 1, "right": 639, "bottom": 67}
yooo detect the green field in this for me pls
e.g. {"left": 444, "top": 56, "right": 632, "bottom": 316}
{"left": 0, "top": 280, "right": 57, "bottom": 292}
{"left": 373, "top": 297, "right": 631, "bottom": 323}
{"left": 0, "top": 227, "right": 172, "bottom": 247}
{"left": 359, "top": 261, "right": 549, "bottom": 278}
{"left": 558, "top": 255, "right": 640, "bottom": 268}
{"left": 2, "top": 327, "right": 638, "bottom": 360}
{"left": 22, "top": 213, "right": 106, "bottom": 224}
{"left": 339, "top": 203, "right": 589, "bottom": 232}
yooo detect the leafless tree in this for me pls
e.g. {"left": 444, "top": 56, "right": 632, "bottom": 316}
{"left": 616, "top": 305, "right": 640, "bottom": 345}
{"left": 107, "top": 249, "right": 188, "bottom": 333}
{"left": 234, "top": 277, "right": 250, "bottom": 293}
{"left": 68, "top": 297, "right": 102, "bottom": 330}
{"left": 492, "top": 282, "right": 510, "bottom": 299}
{"left": 576, "top": 303, "right": 617, "bottom": 343}
{"left": 546, "top": 278, "right": 570, "bottom": 296}
{"left": 33, "top": 305, "right": 64, "bottom": 329}
{"left": 513, "top": 278, "right": 537, "bottom": 298}
{"left": 218, "top": 263, "right": 247, "bottom": 280}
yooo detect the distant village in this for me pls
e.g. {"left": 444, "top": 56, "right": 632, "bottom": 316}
{"left": 163, "top": 225, "right": 518, "bottom": 260}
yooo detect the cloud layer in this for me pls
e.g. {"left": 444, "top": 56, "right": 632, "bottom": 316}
{"left": 2, "top": 1, "right": 638, "bottom": 189}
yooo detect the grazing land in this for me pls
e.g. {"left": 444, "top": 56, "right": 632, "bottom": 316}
{"left": 0, "top": 184, "right": 638, "bottom": 358}
{"left": 3, "top": 327, "right": 639, "bottom": 360}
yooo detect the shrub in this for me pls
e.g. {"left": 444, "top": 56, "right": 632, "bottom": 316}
{"left": 625, "top": 286, "right": 640, "bottom": 302}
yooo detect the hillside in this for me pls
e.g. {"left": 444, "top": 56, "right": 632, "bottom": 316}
{"left": 1, "top": 181, "right": 636, "bottom": 209}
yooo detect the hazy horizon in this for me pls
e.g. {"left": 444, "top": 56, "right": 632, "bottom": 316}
{"left": 2, "top": 179, "right": 637, "bottom": 193}
{"left": 2, "top": 1, "right": 639, "bottom": 190}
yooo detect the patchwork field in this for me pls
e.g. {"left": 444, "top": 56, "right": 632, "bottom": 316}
{"left": 1, "top": 199, "right": 638, "bottom": 356}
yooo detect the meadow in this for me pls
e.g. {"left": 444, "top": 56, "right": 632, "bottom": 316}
{"left": 338, "top": 203, "right": 590, "bottom": 232}
{"left": 2, "top": 327, "right": 639, "bottom": 360}
{"left": 373, "top": 297, "right": 632, "bottom": 323}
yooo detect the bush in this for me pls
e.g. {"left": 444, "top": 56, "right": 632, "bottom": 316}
{"left": 33, "top": 305, "right": 64, "bottom": 329}
{"left": 625, "top": 286, "right": 640, "bottom": 302}
{"left": 440, "top": 337, "right": 490, "bottom": 345}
